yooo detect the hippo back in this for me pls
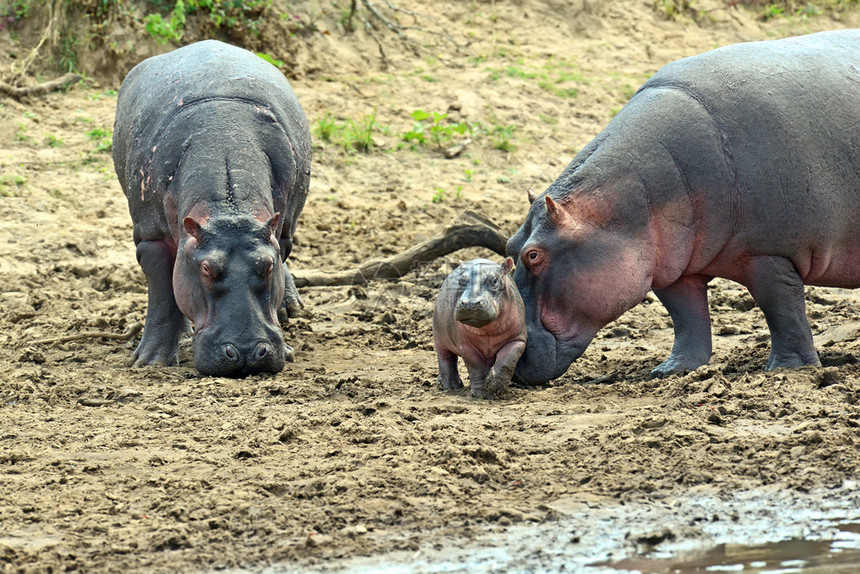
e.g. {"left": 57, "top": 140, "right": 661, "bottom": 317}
{"left": 112, "top": 40, "right": 311, "bottom": 233}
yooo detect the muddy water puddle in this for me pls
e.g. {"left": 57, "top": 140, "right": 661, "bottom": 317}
{"left": 265, "top": 483, "right": 860, "bottom": 574}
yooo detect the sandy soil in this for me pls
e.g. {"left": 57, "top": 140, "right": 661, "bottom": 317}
{"left": 1, "top": 1, "right": 859, "bottom": 571}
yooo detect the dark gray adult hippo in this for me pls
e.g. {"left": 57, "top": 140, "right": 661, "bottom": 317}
{"left": 507, "top": 30, "right": 860, "bottom": 385}
{"left": 113, "top": 40, "right": 312, "bottom": 377}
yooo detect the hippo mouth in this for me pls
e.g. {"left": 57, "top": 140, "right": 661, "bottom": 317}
{"left": 457, "top": 316, "right": 494, "bottom": 328}
{"left": 194, "top": 338, "right": 286, "bottom": 377}
{"left": 191, "top": 319, "right": 287, "bottom": 377}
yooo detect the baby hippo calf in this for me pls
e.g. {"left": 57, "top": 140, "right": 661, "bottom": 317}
{"left": 433, "top": 258, "right": 527, "bottom": 399}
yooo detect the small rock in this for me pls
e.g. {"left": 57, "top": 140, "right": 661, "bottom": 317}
{"left": 305, "top": 533, "right": 333, "bottom": 547}
{"left": 814, "top": 367, "right": 841, "bottom": 388}
{"left": 77, "top": 397, "right": 112, "bottom": 407}
{"left": 107, "top": 388, "right": 142, "bottom": 402}
{"left": 717, "top": 324, "right": 741, "bottom": 335}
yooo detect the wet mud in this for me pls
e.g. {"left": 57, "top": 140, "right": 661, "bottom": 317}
{"left": 1, "top": 0, "right": 859, "bottom": 571}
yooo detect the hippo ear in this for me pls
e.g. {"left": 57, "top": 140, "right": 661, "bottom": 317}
{"left": 527, "top": 188, "right": 538, "bottom": 204}
{"left": 182, "top": 217, "right": 204, "bottom": 241}
{"left": 501, "top": 256, "right": 515, "bottom": 276}
{"left": 266, "top": 213, "right": 281, "bottom": 239}
{"left": 545, "top": 196, "right": 567, "bottom": 226}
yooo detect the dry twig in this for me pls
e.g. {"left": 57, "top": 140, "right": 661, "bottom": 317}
{"left": 293, "top": 211, "right": 508, "bottom": 288}
{"left": 32, "top": 322, "right": 143, "bottom": 346}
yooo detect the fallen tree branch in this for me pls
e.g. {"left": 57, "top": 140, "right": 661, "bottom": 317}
{"left": 293, "top": 211, "right": 508, "bottom": 288}
{"left": 0, "top": 73, "right": 83, "bottom": 99}
{"left": 32, "top": 322, "right": 143, "bottom": 346}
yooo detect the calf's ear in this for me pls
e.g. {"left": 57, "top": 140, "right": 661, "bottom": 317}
{"left": 527, "top": 188, "right": 538, "bottom": 204}
{"left": 183, "top": 217, "right": 204, "bottom": 242}
{"left": 502, "top": 256, "right": 515, "bottom": 275}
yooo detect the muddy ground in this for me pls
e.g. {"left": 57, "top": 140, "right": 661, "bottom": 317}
{"left": 1, "top": 1, "right": 860, "bottom": 572}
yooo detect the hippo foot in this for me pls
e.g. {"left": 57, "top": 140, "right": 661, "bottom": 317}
{"left": 278, "top": 302, "right": 306, "bottom": 324}
{"left": 438, "top": 374, "right": 464, "bottom": 391}
{"left": 129, "top": 347, "right": 178, "bottom": 368}
{"left": 485, "top": 374, "right": 511, "bottom": 399}
{"left": 650, "top": 356, "right": 707, "bottom": 379}
{"left": 469, "top": 387, "right": 490, "bottom": 399}
{"left": 766, "top": 351, "right": 820, "bottom": 370}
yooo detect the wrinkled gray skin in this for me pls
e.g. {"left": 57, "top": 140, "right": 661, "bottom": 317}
{"left": 433, "top": 258, "right": 527, "bottom": 398}
{"left": 507, "top": 30, "right": 860, "bottom": 385}
{"left": 113, "top": 40, "right": 311, "bottom": 377}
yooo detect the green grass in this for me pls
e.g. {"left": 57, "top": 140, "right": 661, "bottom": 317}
{"left": 44, "top": 134, "right": 63, "bottom": 148}
{"left": 312, "top": 112, "right": 381, "bottom": 153}
{"left": 86, "top": 127, "right": 113, "bottom": 152}
{"left": 0, "top": 174, "right": 26, "bottom": 197}
{"left": 488, "top": 57, "right": 588, "bottom": 99}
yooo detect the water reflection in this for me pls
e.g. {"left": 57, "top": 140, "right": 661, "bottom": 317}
{"left": 597, "top": 523, "right": 860, "bottom": 573}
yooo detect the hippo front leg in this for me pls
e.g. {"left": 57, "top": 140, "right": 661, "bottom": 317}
{"left": 134, "top": 240, "right": 190, "bottom": 367}
{"left": 464, "top": 359, "right": 492, "bottom": 399}
{"left": 486, "top": 340, "right": 526, "bottom": 398}
{"left": 743, "top": 256, "right": 820, "bottom": 369}
{"left": 651, "top": 274, "right": 713, "bottom": 378}
{"left": 280, "top": 261, "right": 303, "bottom": 320}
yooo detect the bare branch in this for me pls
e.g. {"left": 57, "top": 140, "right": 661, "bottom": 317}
{"left": 293, "top": 211, "right": 508, "bottom": 288}
{"left": 0, "top": 73, "right": 83, "bottom": 99}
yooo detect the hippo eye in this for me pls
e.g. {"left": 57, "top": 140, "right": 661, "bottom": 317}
{"left": 522, "top": 248, "right": 545, "bottom": 270}
{"left": 259, "top": 258, "right": 274, "bottom": 278}
{"left": 200, "top": 260, "right": 221, "bottom": 281}
{"left": 488, "top": 275, "right": 500, "bottom": 289}
{"left": 458, "top": 273, "right": 469, "bottom": 287}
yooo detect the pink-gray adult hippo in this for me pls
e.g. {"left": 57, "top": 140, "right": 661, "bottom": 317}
{"left": 507, "top": 30, "right": 860, "bottom": 385}
{"left": 113, "top": 41, "right": 311, "bottom": 376}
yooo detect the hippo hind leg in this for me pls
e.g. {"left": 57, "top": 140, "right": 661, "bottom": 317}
{"left": 134, "top": 240, "right": 190, "bottom": 367}
{"left": 743, "top": 256, "right": 820, "bottom": 369}
{"left": 651, "top": 274, "right": 713, "bottom": 378}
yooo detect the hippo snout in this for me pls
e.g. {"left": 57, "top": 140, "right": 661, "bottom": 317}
{"left": 195, "top": 339, "right": 286, "bottom": 377}
{"left": 455, "top": 298, "right": 497, "bottom": 327}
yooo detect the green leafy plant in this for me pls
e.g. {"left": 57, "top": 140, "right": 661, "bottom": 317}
{"left": 760, "top": 3, "right": 784, "bottom": 19}
{"left": 402, "top": 110, "right": 470, "bottom": 151}
{"left": 490, "top": 124, "right": 516, "bottom": 152}
{"left": 256, "top": 52, "right": 283, "bottom": 67}
{"left": 86, "top": 127, "right": 113, "bottom": 152}
{"left": 144, "top": 0, "right": 272, "bottom": 44}
{"left": 44, "top": 134, "right": 63, "bottom": 148}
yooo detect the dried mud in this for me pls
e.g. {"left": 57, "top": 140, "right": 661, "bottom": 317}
{"left": 1, "top": 1, "right": 860, "bottom": 572}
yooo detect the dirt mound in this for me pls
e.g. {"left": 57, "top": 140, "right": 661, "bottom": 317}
{"left": 1, "top": 0, "right": 859, "bottom": 571}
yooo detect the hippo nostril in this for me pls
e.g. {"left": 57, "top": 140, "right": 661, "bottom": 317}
{"left": 254, "top": 342, "right": 270, "bottom": 361}
{"left": 223, "top": 343, "right": 239, "bottom": 362}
